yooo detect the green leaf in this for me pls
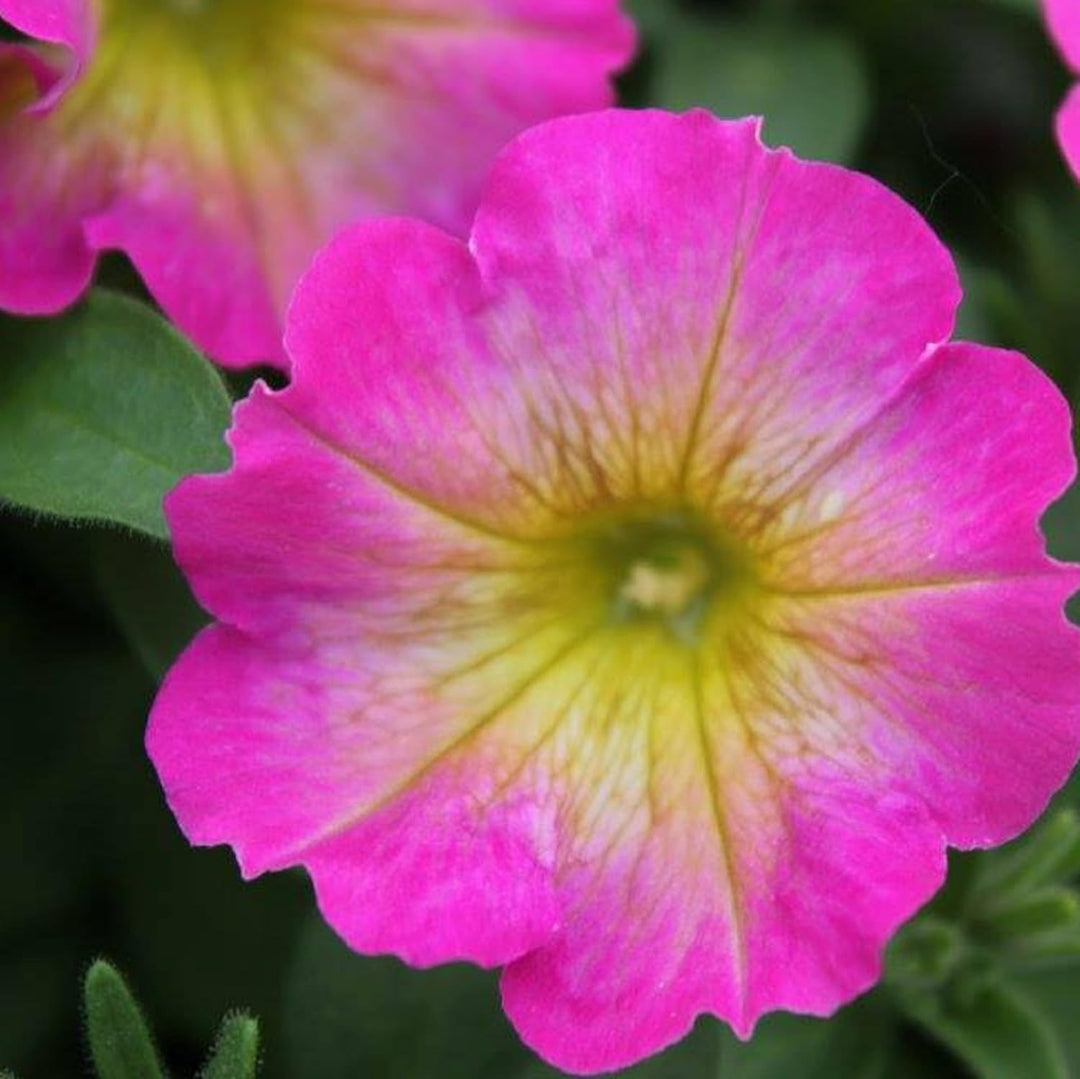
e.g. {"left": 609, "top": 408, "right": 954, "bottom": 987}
{"left": 0, "top": 291, "right": 231, "bottom": 539}
{"left": 647, "top": 9, "right": 870, "bottom": 164}
{"left": 901, "top": 980, "right": 1068, "bottom": 1079}
{"left": 83, "top": 960, "right": 164, "bottom": 1079}
{"left": 201, "top": 1013, "right": 259, "bottom": 1079}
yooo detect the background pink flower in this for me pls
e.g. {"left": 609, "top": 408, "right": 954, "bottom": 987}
{"left": 1045, "top": 0, "right": 1080, "bottom": 178}
{"left": 0, "top": 0, "right": 634, "bottom": 365}
{"left": 148, "top": 110, "right": 1080, "bottom": 1074}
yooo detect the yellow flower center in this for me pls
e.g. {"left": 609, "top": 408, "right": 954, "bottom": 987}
{"left": 546, "top": 508, "right": 761, "bottom": 651}
{"left": 619, "top": 548, "right": 710, "bottom": 621}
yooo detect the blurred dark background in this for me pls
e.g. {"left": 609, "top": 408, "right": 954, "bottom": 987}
{"left": 3, "top": 0, "right": 1079, "bottom": 1075}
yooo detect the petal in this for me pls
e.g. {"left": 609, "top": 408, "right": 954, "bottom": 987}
{"left": 499, "top": 624, "right": 946, "bottom": 1069}
{"left": 0, "top": 44, "right": 108, "bottom": 313}
{"left": 0, "top": 0, "right": 94, "bottom": 104}
{"left": 0, "top": 1, "right": 633, "bottom": 364}
{"left": 1057, "top": 85, "right": 1080, "bottom": 181}
{"left": 281, "top": 2, "right": 634, "bottom": 235}
{"left": 0, "top": 0, "right": 91, "bottom": 48}
{"left": 283, "top": 218, "right": 544, "bottom": 533}
{"left": 84, "top": 174, "right": 286, "bottom": 364}
{"left": 470, "top": 110, "right": 961, "bottom": 505}
{"left": 156, "top": 380, "right": 587, "bottom": 960}
{"left": 761, "top": 576, "right": 1080, "bottom": 850}
{"left": 502, "top": 760, "right": 943, "bottom": 1073}
{"left": 148, "top": 624, "right": 564, "bottom": 968}
{"left": 755, "top": 343, "right": 1078, "bottom": 589}
{"left": 742, "top": 340, "right": 1080, "bottom": 841}
{"left": 1046, "top": 0, "right": 1080, "bottom": 73}
{"left": 151, "top": 109, "right": 1080, "bottom": 1077}
{"left": 166, "top": 370, "right": 538, "bottom": 636}
{"left": 284, "top": 112, "right": 960, "bottom": 534}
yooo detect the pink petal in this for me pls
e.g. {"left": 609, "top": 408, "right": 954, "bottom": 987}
{"left": 502, "top": 764, "right": 944, "bottom": 1072}
{"left": 758, "top": 344, "right": 1077, "bottom": 589}
{"left": 0, "top": 0, "right": 90, "bottom": 47}
{"left": 0, "top": 44, "right": 108, "bottom": 312}
{"left": 155, "top": 380, "right": 573, "bottom": 960}
{"left": 150, "top": 111, "right": 1080, "bottom": 1074}
{"left": 150, "top": 624, "right": 562, "bottom": 968}
{"left": 0, "top": 0, "right": 634, "bottom": 365}
{"left": 468, "top": 110, "right": 962, "bottom": 506}
{"left": 285, "top": 112, "right": 960, "bottom": 528}
{"left": 1044, "top": 0, "right": 1080, "bottom": 178}
{"left": 0, "top": 0, "right": 93, "bottom": 105}
{"left": 1046, "top": 0, "right": 1080, "bottom": 73}
{"left": 84, "top": 178, "right": 286, "bottom": 365}
{"left": 165, "top": 378, "right": 535, "bottom": 637}
{"left": 1057, "top": 84, "right": 1080, "bottom": 180}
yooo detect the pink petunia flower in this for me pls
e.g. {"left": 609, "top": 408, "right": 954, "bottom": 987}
{"left": 0, "top": 1, "right": 633, "bottom": 366}
{"left": 148, "top": 111, "right": 1080, "bottom": 1074}
{"left": 1045, "top": 0, "right": 1080, "bottom": 178}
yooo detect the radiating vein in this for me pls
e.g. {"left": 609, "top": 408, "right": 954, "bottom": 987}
{"left": 278, "top": 401, "right": 546, "bottom": 547}
{"left": 278, "top": 619, "right": 604, "bottom": 862}
{"left": 690, "top": 654, "right": 748, "bottom": 1009}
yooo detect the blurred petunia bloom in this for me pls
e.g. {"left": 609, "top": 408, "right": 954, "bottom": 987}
{"left": 0, "top": 0, "right": 633, "bottom": 365}
{"left": 1045, "top": 0, "right": 1080, "bottom": 178}
{"left": 148, "top": 111, "right": 1080, "bottom": 1074}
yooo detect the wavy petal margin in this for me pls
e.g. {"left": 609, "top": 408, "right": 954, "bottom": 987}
{"left": 1045, "top": 0, "right": 1080, "bottom": 178}
{"left": 149, "top": 111, "right": 1080, "bottom": 1074}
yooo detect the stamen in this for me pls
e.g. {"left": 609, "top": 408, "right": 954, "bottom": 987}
{"left": 620, "top": 547, "right": 711, "bottom": 618}
{"left": 578, "top": 508, "right": 753, "bottom": 645}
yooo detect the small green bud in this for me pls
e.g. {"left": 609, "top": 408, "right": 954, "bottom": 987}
{"left": 201, "top": 1012, "right": 260, "bottom": 1079}
{"left": 83, "top": 960, "right": 164, "bottom": 1079}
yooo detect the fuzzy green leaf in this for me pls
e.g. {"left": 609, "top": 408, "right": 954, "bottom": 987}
{"left": 83, "top": 961, "right": 164, "bottom": 1079}
{"left": 201, "top": 1013, "right": 259, "bottom": 1079}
